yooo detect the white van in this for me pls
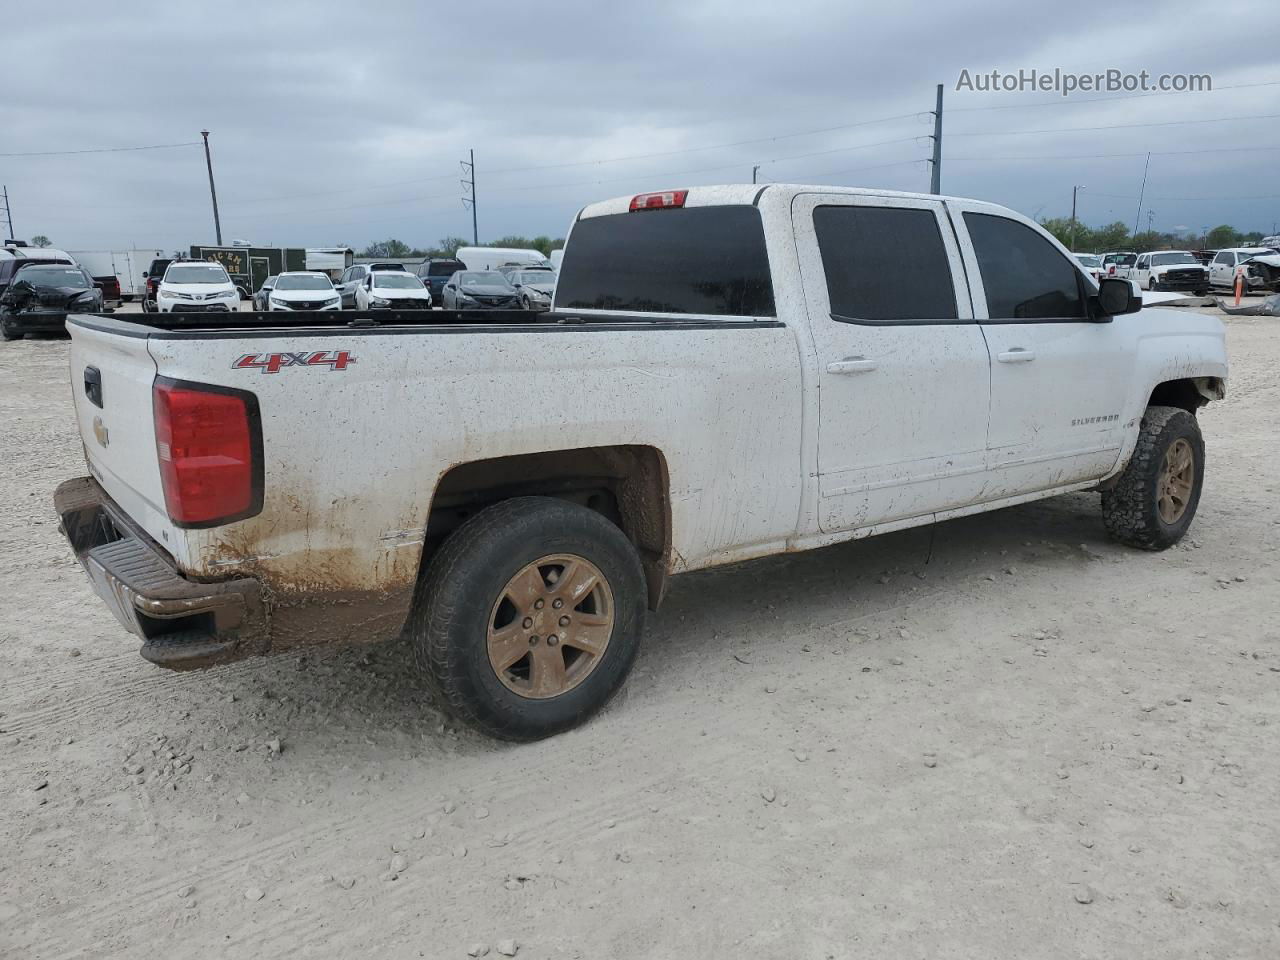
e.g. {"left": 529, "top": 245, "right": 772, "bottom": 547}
{"left": 549, "top": 249, "right": 564, "bottom": 273}
{"left": 454, "top": 246, "right": 549, "bottom": 272}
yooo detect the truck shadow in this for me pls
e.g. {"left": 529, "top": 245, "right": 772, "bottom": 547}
{"left": 220, "top": 490, "right": 1122, "bottom": 757}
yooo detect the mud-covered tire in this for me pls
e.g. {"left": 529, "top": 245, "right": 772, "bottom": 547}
{"left": 410, "top": 496, "right": 647, "bottom": 741}
{"left": 1102, "top": 405, "right": 1205, "bottom": 550}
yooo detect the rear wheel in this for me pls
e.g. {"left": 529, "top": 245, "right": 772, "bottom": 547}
{"left": 410, "top": 496, "right": 646, "bottom": 740}
{"left": 1102, "top": 406, "right": 1204, "bottom": 550}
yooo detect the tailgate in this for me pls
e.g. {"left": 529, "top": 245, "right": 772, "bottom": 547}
{"left": 68, "top": 321, "right": 176, "bottom": 549}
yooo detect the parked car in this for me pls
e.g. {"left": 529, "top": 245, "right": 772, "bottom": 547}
{"left": 440, "top": 270, "right": 520, "bottom": 309}
{"left": 415, "top": 258, "right": 465, "bottom": 304}
{"left": 0, "top": 243, "right": 77, "bottom": 302}
{"left": 252, "top": 275, "right": 277, "bottom": 311}
{"left": 335, "top": 262, "right": 408, "bottom": 308}
{"left": 497, "top": 263, "right": 554, "bottom": 278}
{"left": 0, "top": 263, "right": 102, "bottom": 340}
{"left": 508, "top": 268, "right": 557, "bottom": 311}
{"left": 454, "top": 246, "right": 549, "bottom": 272}
{"left": 155, "top": 261, "right": 239, "bottom": 313}
{"left": 141, "top": 257, "right": 174, "bottom": 312}
{"left": 549, "top": 249, "right": 564, "bottom": 273}
{"left": 355, "top": 270, "right": 433, "bottom": 309}
{"left": 1209, "top": 247, "right": 1280, "bottom": 294}
{"left": 1131, "top": 251, "right": 1209, "bottom": 295}
{"left": 1101, "top": 252, "right": 1137, "bottom": 279}
{"left": 264, "top": 272, "right": 342, "bottom": 311}
{"left": 1072, "top": 253, "right": 1103, "bottom": 281}
{"left": 55, "top": 183, "right": 1227, "bottom": 742}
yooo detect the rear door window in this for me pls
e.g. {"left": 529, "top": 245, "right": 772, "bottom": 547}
{"left": 964, "top": 213, "right": 1087, "bottom": 320}
{"left": 812, "top": 205, "right": 958, "bottom": 322}
{"left": 556, "top": 206, "right": 775, "bottom": 316}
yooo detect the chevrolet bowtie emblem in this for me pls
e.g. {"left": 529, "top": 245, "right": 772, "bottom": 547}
{"left": 92, "top": 416, "right": 109, "bottom": 448}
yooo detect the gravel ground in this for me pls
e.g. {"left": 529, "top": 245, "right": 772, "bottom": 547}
{"left": 1, "top": 309, "right": 1278, "bottom": 960}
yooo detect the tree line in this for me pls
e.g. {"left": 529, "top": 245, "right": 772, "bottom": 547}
{"left": 356, "top": 235, "right": 565, "bottom": 259}
{"left": 1037, "top": 219, "right": 1273, "bottom": 254}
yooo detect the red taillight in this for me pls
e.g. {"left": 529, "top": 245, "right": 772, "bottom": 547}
{"left": 630, "top": 190, "right": 687, "bottom": 211}
{"left": 1108, "top": 265, "right": 1116, "bottom": 275}
{"left": 153, "top": 380, "right": 259, "bottom": 526}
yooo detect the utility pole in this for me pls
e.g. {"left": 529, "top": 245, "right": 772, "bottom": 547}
{"left": 200, "top": 130, "right": 223, "bottom": 246}
{"left": 461, "top": 150, "right": 478, "bottom": 245}
{"left": 1132, "top": 152, "right": 1151, "bottom": 243}
{"left": 928, "top": 84, "right": 943, "bottom": 195}
{"left": 1, "top": 185, "right": 13, "bottom": 241}
{"left": 1070, "top": 185, "right": 1085, "bottom": 251}
{"left": 1147, "top": 210, "right": 1155, "bottom": 236}
{"left": 752, "top": 165, "right": 760, "bottom": 185}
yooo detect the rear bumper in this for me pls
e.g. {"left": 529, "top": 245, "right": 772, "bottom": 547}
{"left": 54, "top": 477, "right": 267, "bottom": 670}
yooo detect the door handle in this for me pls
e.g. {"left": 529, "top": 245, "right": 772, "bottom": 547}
{"left": 997, "top": 348, "right": 1036, "bottom": 363}
{"left": 827, "top": 356, "right": 878, "bottom": 374}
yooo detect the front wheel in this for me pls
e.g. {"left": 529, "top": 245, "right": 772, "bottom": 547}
{"left": 410, "top": 497, "right": 646, "bottom": 740}
{"left": 1, "top": 316, "right": 21, "bottom": 341}
{"left": 1102, "top": 406, "right": 1204, "bottom": 550}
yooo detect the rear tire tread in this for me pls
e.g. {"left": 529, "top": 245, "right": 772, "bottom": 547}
{"left": 410, "top": 496, "right": 645, "bottom": 741}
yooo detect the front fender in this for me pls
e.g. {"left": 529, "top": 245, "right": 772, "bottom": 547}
{"left": 1103, "top": 308, "right": 1227, "bottom": 480}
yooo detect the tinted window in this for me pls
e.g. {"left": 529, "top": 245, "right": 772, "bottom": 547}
{"left": 275, "top": 274, "right": 333, "bottom": 290}
{"left": 427, "top": 259, "right": 464, "bottom": 277}
{"left": 557, "top": 206, "right": 775, "bottom": 316}
{"left": 964, "top": 213, "right": 1086, "bottom": 320}
{"left": 374, "top": 273, "right": 424, "bottom": 289}
{"left": 1152, "top": 252, "right": 1197, "bottom": 266}
{"left": 813, "top": 205, "right": 957, "bottom": 322}
{"left": 17, "top": 266, "right": 91, "bottom": 288}
{"left": 164, "top": 264, "right": 230, "bottom": 284}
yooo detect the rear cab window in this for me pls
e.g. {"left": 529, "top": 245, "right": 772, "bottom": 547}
{"left": 556, "top": 206, "right": 775, "bottom": 317}
{"left": 812, "top": 205, "right": 959, "bottom": 322}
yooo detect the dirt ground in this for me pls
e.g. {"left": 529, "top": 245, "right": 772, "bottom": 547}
{"left": 2, "top": 307, "right": 1278, "bottom": 960}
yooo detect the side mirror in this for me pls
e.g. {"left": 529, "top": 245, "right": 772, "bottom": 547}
{"left": 1096, "top": 277, "right": 1141, "bottom": 317}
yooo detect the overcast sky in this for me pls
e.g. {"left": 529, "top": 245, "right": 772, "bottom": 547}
{"left": 4, "top": 0, "right": 1277, "bottom": 252}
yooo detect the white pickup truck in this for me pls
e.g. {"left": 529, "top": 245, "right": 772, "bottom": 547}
{"left": 55, "top": 184, "right": 1228, "bottom": 740}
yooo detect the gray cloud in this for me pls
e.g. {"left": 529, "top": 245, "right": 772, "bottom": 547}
{"left": 3, "top": 0, "right": 1276, "bottom": 251}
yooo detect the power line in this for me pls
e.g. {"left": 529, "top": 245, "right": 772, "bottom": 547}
{"left": 219, "top": 134, "right": 926, "bottom": 222}
{"left": 950, "top": 112, "right": 1280, "bottom": 137}
{"left": 216, "top": 110, "right": 931, "bottom": 206}
{"left": 0, "top": 140, "right": 201, "bottom": 158}
{"left": 944, "top": 143, "right": 1280, "bottom": 161}
{"left": 1090, "top": 190, "right": 1280, "bottom": 202}
{"left": 948, "top": 79, "right": 1280, "bottom": 112}
{"left": 481, "top": 111, "right": 926, "bottom": 175}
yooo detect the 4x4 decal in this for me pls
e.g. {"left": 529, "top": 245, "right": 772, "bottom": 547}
{"left": 233, "top": 351, "right": 356, "bottom": 374}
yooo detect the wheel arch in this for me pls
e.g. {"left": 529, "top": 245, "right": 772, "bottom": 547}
{"left": 1148, "top": 375, "right": 1226, "bottom": 413}
{"left": 421, "top": 445, "right": 673, "bottom": 609}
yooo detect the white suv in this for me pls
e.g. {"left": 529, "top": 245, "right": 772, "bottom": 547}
{"left": 156, "top": 262, "right": 239, "bottom": 313}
